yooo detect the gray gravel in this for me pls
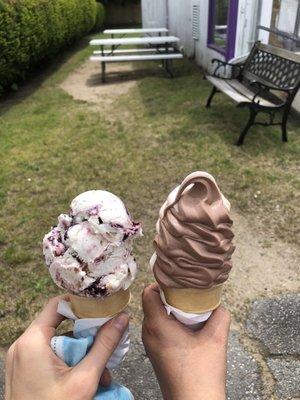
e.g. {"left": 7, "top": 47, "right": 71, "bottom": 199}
{"left": 113, "top": 326, "right": 162, "bottom": 399}
{"left": 0, "top": 354, "right": 4, "bottom": 400}
{"left": 267, "top": 358, "right": 300, "bottom": 399}
{"left": 115, "top": 327, "right": 263, "bottom": 400}
{"left": 227, "top": 331, "right": 263, "bottom": 400}
{"left": 6, "top": 325, "right": 297, "bottom": 400}
{"left": 246, "top": 294, "right": 300, "bottom": 356}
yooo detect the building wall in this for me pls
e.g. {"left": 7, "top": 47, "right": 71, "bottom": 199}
{"left": 141, "top": 0, "right": 166, "bottom": 29}
{"left": 141, "top": 0, "right": 299, "bottom": 111}
{"left": 141, "top": 0, "right": 257, "bottom": 71}
{"left": 168, "top": 0, "right": 194, "bottom": 58}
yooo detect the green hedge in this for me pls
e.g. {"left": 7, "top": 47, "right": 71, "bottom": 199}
{"left": 0, "top": 0, "right": 98, "bottom": 91}
{"left": 92, "top": 2, "right": 105, "bottom": 32}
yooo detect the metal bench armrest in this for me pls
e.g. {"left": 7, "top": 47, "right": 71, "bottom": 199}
{"left": 249, "top": 80, "right": 295, "bottom": 93}
{"left": 211, "top": 59, "right": 244, "bottom": 79}
{"left": 249, "top": 81, "right": 289, "bottom": 107}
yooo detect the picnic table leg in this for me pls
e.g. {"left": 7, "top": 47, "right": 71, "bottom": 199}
{"left": 163, "top": 42, "right": 174, "bottom": 77}
{"left": 165, "top": 60, "right": 174, "bottom": 78}
{"left": 111, "top": 34, "right": 114, "bottom": 55}
{"left": 162, "top": 42, "right": 169, "bottom": 72}
{"left": 157, "top": 44, "right": 165, "bottom": 68}
{"left": 101, "top": 62, "right": 106, "bottom": 83}
{"left": 101, "top": 44, "right": 106, "bottom": 82}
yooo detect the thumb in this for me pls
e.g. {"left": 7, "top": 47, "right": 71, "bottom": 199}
{"left": 74, "top": 312, "right": 129, "bottom": 381}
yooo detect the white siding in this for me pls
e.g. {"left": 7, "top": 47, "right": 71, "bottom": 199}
{"left": 141, "top": 0, "right": 167, "bottom": 29}
{"left": 168, "top": 0, "right": 194, "bottom": 57}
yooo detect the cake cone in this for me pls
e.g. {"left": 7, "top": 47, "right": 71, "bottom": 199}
{"left": 69, "top": 288, "right": 131, "bottom": 318}
{"left": 160, "top": 285, "right": 223, "bottom": 314}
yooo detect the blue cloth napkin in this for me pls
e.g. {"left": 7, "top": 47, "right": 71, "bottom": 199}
{"left": 51, "top": 335, "right": 134, "bottom": 400}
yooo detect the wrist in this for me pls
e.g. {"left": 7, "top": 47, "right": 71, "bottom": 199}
{"left": 160, "top": 378, "right": 225, "bottom": 400}
{"left": 165, "top": 388, "right": 225, "bottom": 400}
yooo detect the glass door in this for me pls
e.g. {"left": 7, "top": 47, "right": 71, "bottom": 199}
{"left": 207, "top": 0, "right": 239, "bottom": 60}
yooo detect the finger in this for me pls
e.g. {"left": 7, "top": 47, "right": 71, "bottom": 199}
{"left": 99, "top": 368, "right": 112, "bottom": 387}
{"left": 198, "top": 306, "right": 231, "bottom": 343}
{"left": 74, "top": 312, "right": 129, "bottom": 381}
{"left": 30, "top": 295, "right": 68, "bottom": 330}
{"left": 142, "top": 284, "right": 170, "bottom": 321}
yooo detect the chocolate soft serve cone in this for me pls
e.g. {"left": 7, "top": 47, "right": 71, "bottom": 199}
{"left": 150, "top": 171, "right": 235, "bottom": 314}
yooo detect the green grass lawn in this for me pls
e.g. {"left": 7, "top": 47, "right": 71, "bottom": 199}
{"left": 0, "top": 37, "right": 299, "bottom": 346}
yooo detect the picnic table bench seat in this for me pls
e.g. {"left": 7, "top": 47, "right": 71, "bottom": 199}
{"left": 93, "top": 48, "right": 176, "bottom": 55}
{"left": 205, "top": 41, "right": 300, "bottom": 145}
{"left": 90, "top": 36, "right": 179, "bottom": 46}
{"left": 90, "top": 53, "right": 183, "bottom": 62}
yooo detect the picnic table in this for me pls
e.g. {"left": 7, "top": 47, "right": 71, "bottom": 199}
{"left": 103, "top": 28, "right": 168, "bottom": 38}
{"left": 90, "top": 35, "right": 183, "bottom": 82}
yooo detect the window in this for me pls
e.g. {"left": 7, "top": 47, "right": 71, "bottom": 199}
{"left": 207, "top": 0, "right": 239, "bottom": 60}
{"left": 257, "top": 0, "right": 300, "bottom": 52}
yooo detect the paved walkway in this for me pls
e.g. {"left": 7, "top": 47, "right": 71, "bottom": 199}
{"left": 1, "top": 294, "right": 299, "bottom": 399}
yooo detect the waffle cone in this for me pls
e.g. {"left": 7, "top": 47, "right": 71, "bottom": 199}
{"left": 69, "top": 289, "right": 131, "bottom": 318}
{"left": 161, "top": 284, "right": 223, "bottom": 313}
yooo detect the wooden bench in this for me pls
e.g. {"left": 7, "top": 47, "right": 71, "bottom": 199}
{"left": 205, "top": 42, "right": 300, "bottom": 145}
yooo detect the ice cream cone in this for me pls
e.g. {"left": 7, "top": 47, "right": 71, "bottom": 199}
{"left": 160, "top": 284, "right": 223, "bottom": 314}
{"left": 69, "top": 289, "right": 131, "bottom": 318}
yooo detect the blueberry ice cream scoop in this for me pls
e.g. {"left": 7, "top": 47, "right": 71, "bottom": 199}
{"left": 43, "top": 190, "right": 142, "bottom": 297}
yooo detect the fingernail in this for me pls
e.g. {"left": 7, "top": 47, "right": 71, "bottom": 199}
{"left": 113, "top": 313, "right": 128, "bottom": 331}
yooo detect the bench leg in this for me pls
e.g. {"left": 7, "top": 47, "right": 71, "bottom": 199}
{"left": 205, "top": 86, "right": 218, "bottom": 108}
{"left": 101, "top": 62, "right": 106, "bottom": 83}
{"left": 236, "top": 108, "right": 257, "bottom": 146}
{"left": 281, "top": 108, "right": 289, "bottom": 142}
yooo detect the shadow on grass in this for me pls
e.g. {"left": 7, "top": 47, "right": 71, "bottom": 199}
{"left": 0, "top": 36, "right": 92, "bottom": 117}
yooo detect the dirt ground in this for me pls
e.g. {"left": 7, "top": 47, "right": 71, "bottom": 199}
{"left": 60, "top": 59, "right": 155, "bottom": 109}
{"left": 60, "top": 59, "right": 299, "bottom": 328}
{"left": 228, "top": 211, "right": 299, "bottom": 328}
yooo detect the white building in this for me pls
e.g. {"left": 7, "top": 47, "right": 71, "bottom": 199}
{"left": 141, "top": 0, "right": 300, "bottom": 111}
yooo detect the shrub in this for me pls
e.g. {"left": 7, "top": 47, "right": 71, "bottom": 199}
{"left": 0, "top": 0, "right": 98, "bottom": 91}
{"left": 93, "top": 3, "right": 105, "bottom": 32}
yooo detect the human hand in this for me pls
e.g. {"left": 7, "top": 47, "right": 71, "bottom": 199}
{"left": 142, "top": 284, "right": 230, "bottom": 400}
{"left": 5, "top": 296, "right": 129, "bottom": 400}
